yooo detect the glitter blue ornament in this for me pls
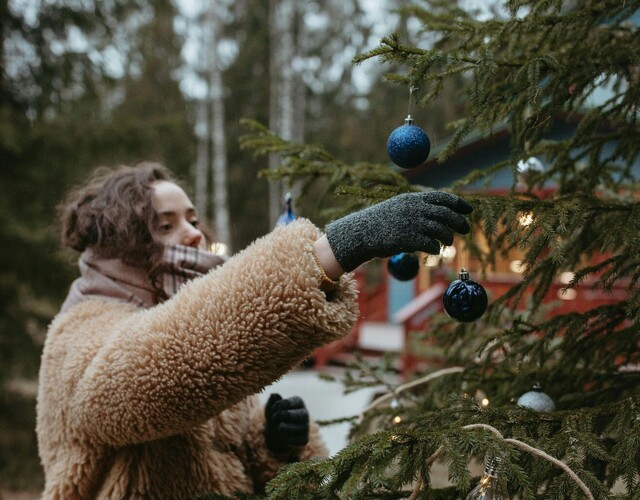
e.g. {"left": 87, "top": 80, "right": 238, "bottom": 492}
{"left": 387, "top": 253, "right": 420, "bottom": 281}
{"left": 443, "top": 268, "right": 488, "bottom": 322}
{"left": 387, "top": 115, "right": 431, "bottom": 169}
{"left": 275, "top": 192, "right": 296, "bottom": 228}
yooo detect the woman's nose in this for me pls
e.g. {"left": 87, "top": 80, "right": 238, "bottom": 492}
{"left": 183, "top": 226, "right": 203, "bottom": 248}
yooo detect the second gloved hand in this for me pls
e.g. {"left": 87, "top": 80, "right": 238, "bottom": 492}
{"left": 325, "top": 191, "right": 473, "bottom": 272}
{"left": 264, "top": 393, "right": 310, "bottom": 455}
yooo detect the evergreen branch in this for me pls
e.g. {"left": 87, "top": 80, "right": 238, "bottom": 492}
{"left": 351, "top": 356, "right": 399, "bottom": 397}
{"left": 353, "top": 33, "right": 426, "bottom": 65}
{"left": 333, "top": 184, "right": 413, "bottom": 201}
{"left": 239, "top": 118, "right": 415, "bottom": 213}
{"left": 410, "top": 423, "right": 594, "bottom": 500}
{"left": 315, "top": 415, "right": 358, "bottom": 427}
{"left": 357, "top": 367, "right": 465, "bottom": 425}
{"left": 266, "top": 396, "right": 639, "bottom": 498}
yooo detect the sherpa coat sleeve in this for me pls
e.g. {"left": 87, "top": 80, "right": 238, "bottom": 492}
{"left": 61, "top": 218, "right": 358, "bottom": 447}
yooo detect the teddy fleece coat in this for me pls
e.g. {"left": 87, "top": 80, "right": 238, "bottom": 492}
{"left": 36, "top": 220, "right": 359, "bottom": 499}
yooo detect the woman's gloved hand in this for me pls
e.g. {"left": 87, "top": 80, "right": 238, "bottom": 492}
{"left": 325, "top": 191, "right": 473, "bottom": 272}
{"left": 264, "top": 393, "right": 310, "bottom": 455}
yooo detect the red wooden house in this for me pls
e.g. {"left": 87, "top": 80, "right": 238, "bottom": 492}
{"left": 313, "top": 116, "right": 632, "bottom": 373}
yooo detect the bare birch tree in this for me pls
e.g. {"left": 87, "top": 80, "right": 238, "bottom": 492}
{"left": 268, "top": 0, "right": 296, "bottom": 226}
{"left": 208, "top": 4, "right": 230, "bottom": 249}
{"left": 190, "top": 2, "right": 232, "bottom": 250}
{"left": 194, "top": 104, "right": 209, "bottom": 220}
{"left": 193, "top": 16, "right": 209, "bottom": 220}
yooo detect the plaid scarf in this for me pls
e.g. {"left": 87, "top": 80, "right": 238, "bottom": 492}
{"left": 60, "top": 245, "right": 227, "bottom": 313}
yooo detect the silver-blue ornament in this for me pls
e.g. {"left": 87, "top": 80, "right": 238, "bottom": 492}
{"left": 517, "top": 384, "right": 555, "bottom": 412}
{"left": 387, "top": 253, "right": 420, "bottom": 281}
{"left": 387, "top": 115, "right": 431, "bottom": 169}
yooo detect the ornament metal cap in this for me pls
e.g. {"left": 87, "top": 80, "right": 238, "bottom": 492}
{"left": 458, "top": 268, "right": 470, "bottom": 281}
{"left": 485, "top": 456, "right": 502, "bottom": 477}
{"left": 404, "top": 115, "right": 415, "bottom": 126}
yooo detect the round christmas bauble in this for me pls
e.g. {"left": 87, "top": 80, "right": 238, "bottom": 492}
{"left": 442, "top": 268, "right": 488, "bottom": 322}
{"left": 517, "top": 384, "right": 555, "bottom": 412}
{"left": 275, "top": 192, "right": 296, "bottom": 227}
{"left": 387, "top": 116, "right": 431, "bottom": 169}
{"left": 387, "top": 253, "right": 420, "bottom": 281}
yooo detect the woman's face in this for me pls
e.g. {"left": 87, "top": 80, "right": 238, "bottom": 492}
{"left": 151, "top": 181, "right": 206, "bottom": 249}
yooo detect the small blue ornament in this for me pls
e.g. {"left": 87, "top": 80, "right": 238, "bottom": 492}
{"left": 443, "top": 268, "right": 488, "bottom": 322}
{"left": 275, "top": 192, "right": 296, "bottom": 228}
{"left": 388, "top": 253, "right": 420, "bottom": 281}
{"left": 387, "top": 115, "right": 431, "bottom": 169}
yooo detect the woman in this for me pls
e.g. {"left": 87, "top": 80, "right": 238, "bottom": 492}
{"left": 37, "top": 162, "right": 472, "bottom": 499}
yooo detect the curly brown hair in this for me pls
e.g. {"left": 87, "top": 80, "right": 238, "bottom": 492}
{"left": 58, "top": 162, "right": 175, "bottom": 271}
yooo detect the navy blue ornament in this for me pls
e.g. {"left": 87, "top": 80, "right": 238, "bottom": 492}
{"left": 387, "top": 115, "right": 431, "bottom": 169}
{"left": 275, "top": 192, "right": 296, "bottom": 228}
{"left": 443, "top": 268, "right": 488, "bottom": 322}
{"left": 387, "top": 253, "right": 420, "bottom": 281}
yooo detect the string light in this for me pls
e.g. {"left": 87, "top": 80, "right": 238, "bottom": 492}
{"left": 519, "top": 212, "right": 534, "bottom": 226}
{"left": 209, "top": 242, "right": 229, "bottom": 255}
{"left": 390, "top": 398, "right": 403, "bottom": 426}
{"left": 475, "top": 388, "right": 490, "bottom": 408}
{"left": 440, "top": 245, "right": 457, "bottom": 263}
{"left": 424, "top": 253, "right": 441, "bottom": 267}
{"left": 510, "top": 259, "right": 525, "bottom": 273}
{"left": 422, "top": 245, "right": 457, "bottom": 267}
{"left": 559, "top": 271, "right": 575, "bottom": 284}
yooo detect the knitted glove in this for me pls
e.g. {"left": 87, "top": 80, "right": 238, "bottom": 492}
{"left": 264, "top": 393, "right": 310, "bottom": 455}
{"left": 325, "top": 191, "right": 473, "bottom": 272}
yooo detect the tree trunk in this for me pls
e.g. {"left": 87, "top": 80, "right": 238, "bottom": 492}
{"left": 208, "top": 6, "right": 231, "bottom": 249}
{"left": 194, "top": 102, "right": 209, "bottom": 220}
{"left": 268, "top": 0, "right": 296, "bottom": 226}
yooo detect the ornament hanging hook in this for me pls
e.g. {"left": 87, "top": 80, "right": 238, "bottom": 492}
{"left": 407, "top": 84, "right": 419, "bottom": 119}
{"left": 461, "top": 242, "right": 468, "bottom": 270}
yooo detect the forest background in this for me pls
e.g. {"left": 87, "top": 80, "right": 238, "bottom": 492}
{"left": 1, "top": 0, "right": 476, "bottom": 491}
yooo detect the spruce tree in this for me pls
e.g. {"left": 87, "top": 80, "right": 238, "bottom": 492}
{"left": 239, "top": 0, "right": 640, "bottom": 497}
